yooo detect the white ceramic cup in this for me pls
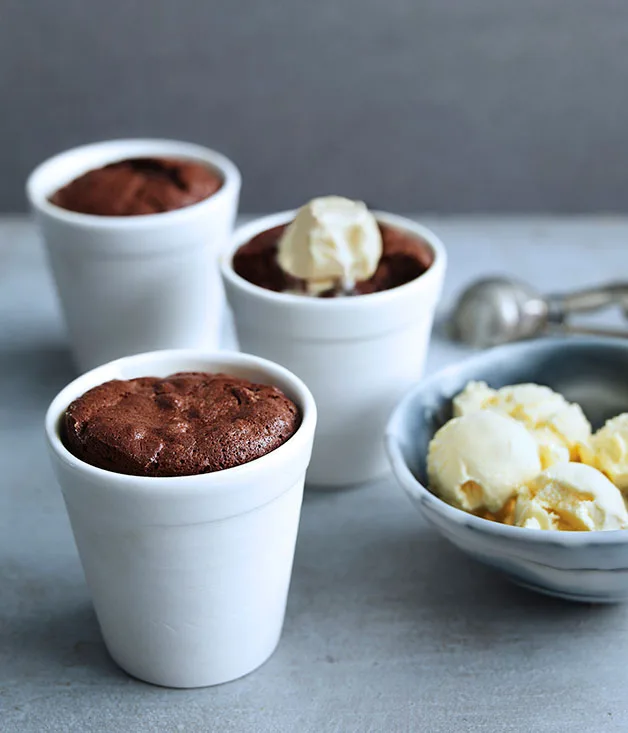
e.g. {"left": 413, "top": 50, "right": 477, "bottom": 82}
{"left": 45, "top": 349, "right": 317, "bottom": 688}
{"left": 27, "top": 139, "right": 241, "bottom": 373}
{"left": 221, "top": 211, "right": 447, "bottom": 487}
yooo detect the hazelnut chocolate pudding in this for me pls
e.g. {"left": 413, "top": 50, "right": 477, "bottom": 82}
{"left": 50, "top": 157, "right": 223, "bottom": 216}
{"left": 63, "top": 372, "right": 300, "bottom": 477}
{"left": 233, "top": 196, "right": 434, "bottom": 297}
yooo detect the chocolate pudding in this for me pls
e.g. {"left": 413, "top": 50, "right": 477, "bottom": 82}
{"left": 232, "top": 223, "right": 434, "bottom": 296}
{"left": 63, "top": 372, "right": 300, "bottom": 477}
{"left": 50, "top": 157, "right": 223, "bottom": 216}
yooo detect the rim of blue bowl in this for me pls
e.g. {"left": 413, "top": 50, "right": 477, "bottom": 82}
{"left": 385, "top": 335, "right": 628, "bottom": 548}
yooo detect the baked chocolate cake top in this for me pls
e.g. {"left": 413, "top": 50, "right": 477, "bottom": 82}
{"left": 63, "top": 372, "right": 301, "bottom": 477}
{"left": 232, "top": 223, "right": 434, "bottom": 296}
{"left": 50, "top": 157, "right": 223, "bottom": 216}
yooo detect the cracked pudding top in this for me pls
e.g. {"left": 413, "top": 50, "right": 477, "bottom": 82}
{"left": 63, "top": 372, "right": 301, "bottom": 476}
{"left": 49, "top": 157, "right": 223, "bottom": 216}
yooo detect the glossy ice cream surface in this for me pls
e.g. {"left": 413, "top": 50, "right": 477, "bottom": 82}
{"left": 428, "top": 380, "right": 628, "bottom": 532}
{"left": 453, "top": 381, "right": 591, "bottom": 469}
{"left": 514, "top": 462, "right": 628, "bottom": 531}
{"left": 427, "top": 411, "right": 541, "bottom": 515}
{"left": 581, "top": 413, "right": 628, "bottom": 491}
{"left": 277, "top": 196, "right": 382, "bottom": 294}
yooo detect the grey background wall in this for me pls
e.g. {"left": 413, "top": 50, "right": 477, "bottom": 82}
{"left": 2, "top": 0, "right": 627, "bottom": 213}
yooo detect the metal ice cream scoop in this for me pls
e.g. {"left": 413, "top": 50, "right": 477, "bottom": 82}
{"left": 451, "top": 277, "right": 628, "bottom": 348}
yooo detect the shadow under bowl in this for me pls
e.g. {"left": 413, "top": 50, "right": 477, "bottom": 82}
{"left": 385, "top": 337, "right": 628, "bottom": 603}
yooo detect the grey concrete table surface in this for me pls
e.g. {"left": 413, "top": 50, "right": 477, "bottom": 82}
{"left": 1, "top": 216, "right": 628, "bottom": 733}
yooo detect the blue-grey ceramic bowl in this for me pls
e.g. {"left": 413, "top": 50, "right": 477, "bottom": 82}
{"left": 385, "top": 337, "right": 628, "bottom": 603}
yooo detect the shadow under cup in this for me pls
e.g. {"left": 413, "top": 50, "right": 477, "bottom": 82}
{"left": 222, "top": 211, "right": 447, "bottom": 488}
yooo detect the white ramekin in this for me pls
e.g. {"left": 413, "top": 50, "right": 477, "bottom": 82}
{"left": 45, "top": 349, "right": 316, "bottom": 687}
{"left": 221, "top": 211, "right": 446, "bottom": 487}
{"left": 27, "top": 139, "right": 241, "bottom": 372}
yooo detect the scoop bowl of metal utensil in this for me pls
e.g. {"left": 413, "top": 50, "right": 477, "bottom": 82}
{"left": 451, "top": 277, "right": 628, "bottom": 348}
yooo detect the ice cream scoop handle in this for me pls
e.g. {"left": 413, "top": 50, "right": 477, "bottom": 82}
{"left": 555, "top": 324, "right": 628, "bottom": 339}
{"left": 548, "top": 283, "right": 628, "bottom": 318}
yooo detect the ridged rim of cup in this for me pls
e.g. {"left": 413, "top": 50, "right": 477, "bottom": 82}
{"left": 45, "top": 349, "right": 317, "bottom": 492}
{"left": 386, "top": 336, "right": 628, "bottom": 547}
{"left": 220, "top": 210, "right": 447, "bottom": 309}
{"left": 26, "top": 138, "right": 242, "bottom": 229}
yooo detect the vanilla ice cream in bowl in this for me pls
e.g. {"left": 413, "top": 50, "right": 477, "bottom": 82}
{"left": 385, "top": 337, "right": 628, "bottom": 603}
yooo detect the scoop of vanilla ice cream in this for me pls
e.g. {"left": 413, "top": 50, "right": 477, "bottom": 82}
{"left": 452, "top": 381, "right": 591, "bottom": 469}
{"left": 427, "top": 411, "right": 542, "bottom": 514}
{"left": 277, "top": 196, "right": 383, "bottom": 294}
{"left": 581, "top": 413, "right": 628, "bottom": 491}
{"left": 514, "top": 462, "right": 628, "bottom": 531}
{"left": 452, "top": 381, "right": 497, "bottom": 417}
